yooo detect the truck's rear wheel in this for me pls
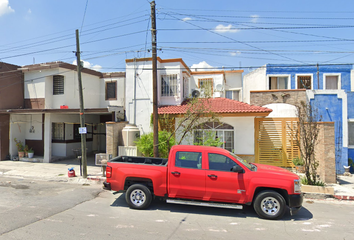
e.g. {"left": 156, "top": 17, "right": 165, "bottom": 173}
{"left": 125, "top": 184, "right": 152, "bottom": 209}
{"left": 254, "top": 190, "right": 286, "bottom": 220}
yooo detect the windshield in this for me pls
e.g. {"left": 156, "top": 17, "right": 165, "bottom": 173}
{"left": 229, "top": 152, "right": 255, "bottom": 171}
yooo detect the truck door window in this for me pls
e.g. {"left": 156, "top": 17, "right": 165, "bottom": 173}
{"left": 208, "top": 153, "right": 238, "bottom": 171}
{"left": 175, "top": 151, "right": 202, "bottom": 169}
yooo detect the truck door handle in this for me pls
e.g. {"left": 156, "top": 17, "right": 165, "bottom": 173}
{"left": 208, "top": 174, "right": 217, "bottom": 178}
{"left": 171, "top": 171, "right": 180, "bottom": 175}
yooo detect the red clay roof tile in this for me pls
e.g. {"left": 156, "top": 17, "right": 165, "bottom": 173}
{"left": 158, "top": 98, "right": 272, "bottom": 115}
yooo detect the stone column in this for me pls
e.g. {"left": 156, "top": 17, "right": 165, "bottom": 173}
{"left": 106, "top": 121, "right": 127, "bottom": 158}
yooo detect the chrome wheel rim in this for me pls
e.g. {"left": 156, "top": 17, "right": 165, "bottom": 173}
{"left": 130, "top": 189, "right": 146, "bottom": 206}
{"left": 260, "top": 197, "right": 279, "bottom": 216}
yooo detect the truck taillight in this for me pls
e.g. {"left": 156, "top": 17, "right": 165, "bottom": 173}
{"left": 106, "top": 166, "right": 112, "bottom": 178}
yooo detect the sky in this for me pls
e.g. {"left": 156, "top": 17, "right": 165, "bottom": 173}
{"left": 1, "top": 0, "right": 354, "bottom": 73}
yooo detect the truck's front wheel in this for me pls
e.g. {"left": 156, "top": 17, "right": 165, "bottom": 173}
{"left": 125, "top": 184, "right": 152, "bottom": 209}
{"left": 254, "top": 190, "right": 286, "bottom": 220}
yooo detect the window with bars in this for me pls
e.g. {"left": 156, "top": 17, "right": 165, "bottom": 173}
{"left": 297, "top": 75, "right": 311, "bottom": 89}
{"left": 106, "top": 81, "right": 117, "bottom": 100}
{"left": 53, "top": 75, "right": 64, "bottom": 95}
{"left": 325, "top": 75, "right": 339, "bottom": 89}
{"left": 161, "top": 74, "right": 178, "bottom": 97}
{"left": 52, "top": 123, "right": 64, "bottom": 140}
{"left": 198, "top": 78, "right": 213, "bottom": 97}
{"left": 194, "top": 122, "right": 234, "bottom": 152}
{"left": 269, "top": 76, "right": 288, "bottom": 90}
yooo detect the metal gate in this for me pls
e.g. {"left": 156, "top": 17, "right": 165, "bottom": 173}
{"left": 255, "top": 118, "right": 300, "bottom": 167}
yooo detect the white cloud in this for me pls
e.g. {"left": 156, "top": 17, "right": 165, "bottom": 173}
{"left": 27, "top": 9, "right": 31, "bottom": 14}
{"left": 214, "top": 24, "right": 239, "bottom": 33}
{"left": 0, "top": 0, "right": 14, "bottom": 16}
{"left": 182, "top": 17, "right": 192, "bottom": 22}
{"left": 190, "top": 61, "right": 217, "bottom": 71}
{"left": 230, "top": 51, "right": 241, "bottom": 56}
{"left": 72, "top": 60, "right": 102, "bottom": 71}
{"left": 250, "top": 15, "right": 259, "bottom": 23}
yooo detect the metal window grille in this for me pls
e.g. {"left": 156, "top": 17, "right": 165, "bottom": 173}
{"left": 106, "top": 82, "right": 117, "bottom": 99}
{"left": 52, "top": 123, "right": 64, "bottom": 140}
{"left": 297, "top": 76, "right": 311, "bottom": 89}
{"left": 53, "top": 75, "right": 64, "bottom": 95}
{"left": 161, "top": 74, "right": 178, "bottom": 97}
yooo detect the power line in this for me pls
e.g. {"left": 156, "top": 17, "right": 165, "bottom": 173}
{"left": 80, "top": 0, "right": 89, "bottom": 34}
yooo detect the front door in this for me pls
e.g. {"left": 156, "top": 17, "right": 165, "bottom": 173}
{"left": 168, "top": 151, "right": 205, "bottom": 200}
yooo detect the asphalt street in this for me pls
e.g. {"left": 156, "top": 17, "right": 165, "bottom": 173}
{"left": 1, "top": 176, "right": 354, "bottom": 240}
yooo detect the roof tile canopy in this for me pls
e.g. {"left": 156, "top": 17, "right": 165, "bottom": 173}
{"left": 158, "top": 98, "right": 272, "bottom": 116}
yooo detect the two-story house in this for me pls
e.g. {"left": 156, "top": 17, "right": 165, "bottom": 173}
{"left": 243, "top": 64, "right": 354, "bottom": 174}
{"left": 125, "top": 57, "right": 272, "bottom": 161}
{"left": 8, "top": 61, "right": 125, "bottom": 163}
{"left": 0, "top": 62, "right": 24, "bottom": 160}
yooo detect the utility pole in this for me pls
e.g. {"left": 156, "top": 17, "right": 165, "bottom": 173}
{"left": 75, "top": 29, "right": 87, "bottom": 178}
{"left": 151, "top": 1, "right": 159, "bottom": 157}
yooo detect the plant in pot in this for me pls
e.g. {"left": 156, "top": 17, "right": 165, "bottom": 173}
{"left": 27, "top": 148, "right": 34, "bottom": 158}
{"left": 24, "top": 144, "right": 29, "bottom": 157}
{"left": 14, "top": 138, "right": 24, "bottom": 158}
{"left": 292, "top": 157, "right": 305, "bottom": 173}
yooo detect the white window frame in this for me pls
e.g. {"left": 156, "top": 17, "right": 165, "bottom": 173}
{"left": 161, "top": 74, "right": 178, "bottom": 97}
{"left": 266, "top": 74, "right": 291, "bottom": 90}
{"left": 348, "top": 120, "right": 354, "bottom": 149}
{"left": 323, "top": 73, "right": 341, "bottom": 90}
{"left": 225, "top": 88, "right": 241, "bottom": 101}
{"left": 295, "top": 74, "right": 313, "bottom": 90}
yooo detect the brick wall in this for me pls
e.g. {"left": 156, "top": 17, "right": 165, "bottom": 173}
{"left": 315, "top": 122, "right": 336, "bottom": 183}
{"left": 250, "top": 89, "right": 307, "bottom": 107}
{"left": 106, "top": 121, "right": 128, "bottom": 158}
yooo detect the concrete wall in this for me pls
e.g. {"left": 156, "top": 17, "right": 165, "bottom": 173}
{"left": 100, "top": 76, "right": 125, "bottom": 108}
{"left": 243, "top": 66, "right": 267, "bottom": 103}
{"left": 24, "top": 68, "right": 102, "bottom": 109}
{"left": 316, "top": 122, "right": 336, "bottom": 183}
{"left": 176, "top": 116, "right": 256, "bottom": 156}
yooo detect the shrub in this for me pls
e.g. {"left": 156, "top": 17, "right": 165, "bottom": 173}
{"left": 135, "top": 131, "right": 176, "bottom": 158}
{"left": 292, "top": 157, "right": 304, "bottom": 166}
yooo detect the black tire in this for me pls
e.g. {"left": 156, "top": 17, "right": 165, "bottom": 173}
{"left": 253, "top": 190, "right": 286, "bottom": 220}
{"left": 125, "top": 184, "right": 152, "bottom": 210}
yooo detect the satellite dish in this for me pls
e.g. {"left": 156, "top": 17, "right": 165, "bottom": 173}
{"left": 215, "top": 84, "right": 223, "bottom": 91}
{"left": 192, "top": 89, "right": 200, "bottom": 98}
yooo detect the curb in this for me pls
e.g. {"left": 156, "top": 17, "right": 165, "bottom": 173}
{"left": 334, "top": 195, "right": 354, "bottom": 201}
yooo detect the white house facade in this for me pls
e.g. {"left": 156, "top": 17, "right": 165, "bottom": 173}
{"left": 9, "top": 62, "right": 125, "bottom": 163}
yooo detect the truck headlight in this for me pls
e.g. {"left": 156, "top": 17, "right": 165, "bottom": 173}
{"left": 294, "top": 179, "right": 301, "bottom": 193}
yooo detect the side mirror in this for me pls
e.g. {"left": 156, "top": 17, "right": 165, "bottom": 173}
{"left": 232, "top": 165, "right": 245, "bottom": 173}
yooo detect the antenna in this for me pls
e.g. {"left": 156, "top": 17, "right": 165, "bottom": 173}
{"left": 215, "top": 84, "right": 223, "bottom": 92}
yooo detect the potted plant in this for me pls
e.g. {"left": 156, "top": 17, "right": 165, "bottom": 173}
{"left": 14, "top": 138, "right": 25, "bottom": 158}
{"left": 27, "top": 148, "right": 34, "bottom": 158}
{"left": 292, "top": 157, "right": 304, "bottom": 173}
{"left": 24, "top": 144, "right": 29, "bottom": 157}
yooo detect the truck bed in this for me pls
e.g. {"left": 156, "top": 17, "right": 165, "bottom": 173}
{"left": 109, "top": 156, "right": 168, "bottom": 165}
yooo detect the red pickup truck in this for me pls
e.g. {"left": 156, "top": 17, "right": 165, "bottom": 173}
{"left": 103, "top": 145, "right": 303, "bottom": 220}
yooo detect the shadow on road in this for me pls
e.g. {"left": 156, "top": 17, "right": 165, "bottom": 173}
{"left": 110, "top": 193, "right": 313, "bottom": 221}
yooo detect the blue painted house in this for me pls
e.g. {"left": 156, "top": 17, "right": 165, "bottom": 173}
{"left": 243, "top": 64, "right": 354, "bottom": 174}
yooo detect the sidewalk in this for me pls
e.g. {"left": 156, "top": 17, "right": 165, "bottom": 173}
{"left": 0, "top": 158, "right": 354, "bottom": 201}
{"left": 0, "top": 157, "right": 106, "bottom": 185}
